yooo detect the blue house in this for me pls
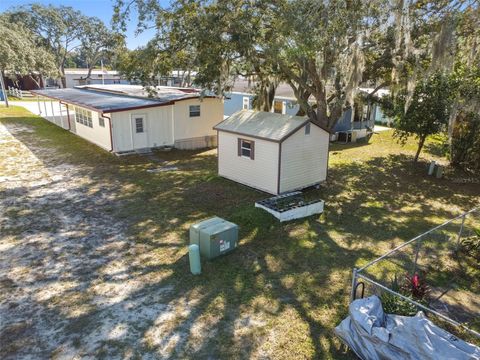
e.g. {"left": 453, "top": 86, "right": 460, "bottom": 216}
{"left": 224, "top": 82, "right": 377, "bottom": 142}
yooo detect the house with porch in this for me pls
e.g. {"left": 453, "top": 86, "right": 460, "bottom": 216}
{"left": 31, "top": 85, "right": 223, "bottom": 153}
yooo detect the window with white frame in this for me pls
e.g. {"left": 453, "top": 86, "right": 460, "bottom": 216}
{"left": 238, "top": 138, "right": 254, "bottom": 159}
{"left": 99, "top": 117, "right": 105, "bottom": 127}
{"left": 189, "top": 105, "right": 201, "bottom": 117}
{"left": 242, "top": 97, "right": 249, "bottom": 110}
{"left": 135, "top": 117, "right": 144, "bottom": 133}
{"left": 74, "top": 106, "right": 93, "bottom": 128}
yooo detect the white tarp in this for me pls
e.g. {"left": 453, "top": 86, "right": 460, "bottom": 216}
{"left": 335, "top": 296, "right": 480, "bottom": 360}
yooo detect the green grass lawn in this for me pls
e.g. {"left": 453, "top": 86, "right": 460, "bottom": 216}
{"left": 4, "top": 96, "right": 42, "bottom": 102}
{"left": 1, "top": 105, "right": 479, "bottom": 358}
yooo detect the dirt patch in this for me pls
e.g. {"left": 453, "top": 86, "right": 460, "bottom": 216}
{"left": 0, "top": 121, "right": 187, "bottom": 359}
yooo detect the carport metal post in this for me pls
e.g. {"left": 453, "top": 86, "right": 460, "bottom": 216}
{"left": 50, "top": 100, "right": 57, "bottom": 124}
{"left": 37, "top": 96, "right": 42, "bottom": 114}
{"left": 65, "top": 103, "right": 71, "bottom": 131}
{"left": 58, "top": 102, "right": 64, "bottom": 128}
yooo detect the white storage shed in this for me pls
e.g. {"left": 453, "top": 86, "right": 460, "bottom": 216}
{"left": 31, "top": 85, "right": 223, "bottom": 153}
{"left": 214, "top": 110, "right": 330, "bottom": 194}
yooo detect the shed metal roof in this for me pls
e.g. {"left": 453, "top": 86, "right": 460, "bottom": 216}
{"left": 214, "top": 110, "right": 321, "bottom": 142}
{"left": 31, "top": 88, "right": 188, "bottom": 113}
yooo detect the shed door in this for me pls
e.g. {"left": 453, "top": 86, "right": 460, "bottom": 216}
{"left": 131, "top": 115, "right": 148, "bottom": 149}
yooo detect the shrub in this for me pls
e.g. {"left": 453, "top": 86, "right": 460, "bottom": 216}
{"left": 381, "top": 273, "right": 430, "bottom": 316}
{"left": 381, "top": 291, "right": 419, "bottom": 316}
{"left": 401, "top": 273, "right": 430, "bottom": 301}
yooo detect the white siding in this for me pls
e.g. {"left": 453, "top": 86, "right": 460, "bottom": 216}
{"left": 64, "top": 74, "right": 76, "bottom": 88}
{"left": 111, "top": 105, "right": 174, "bottom": 152}
{"left": 173, "top": 98, "right": 223, "bottom": 141}
{"left": 72, "top": 106, "right": 111, "bottom": 150}
{"left": 110, "top": 98, "right": 222, "bottom": 152}
{"left": 279, "top": 124, "right": 329, "bottom": 193}
{"left": 218, "top": 131, "right": 279, "bottom": 194}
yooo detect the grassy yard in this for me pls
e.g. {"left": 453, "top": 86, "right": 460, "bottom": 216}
{"left": 1, "top": 105, "right": 479, "bottom": 359}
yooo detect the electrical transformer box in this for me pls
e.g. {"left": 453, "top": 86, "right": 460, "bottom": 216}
{"left": 189, "top": 216, "right": 224, "bottom": 246}
{"left": 190, "top": 217, "right": 238, "bottom": 260}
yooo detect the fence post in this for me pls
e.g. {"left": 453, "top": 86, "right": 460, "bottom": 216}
{"left": 456, "top": 214, "right": 466, "bottom": 250}
{"left": 350, "top": 268, "right": 358, "bottom": 302}
{"left": 412, "top": 237, "right": 423, "bottom": 275}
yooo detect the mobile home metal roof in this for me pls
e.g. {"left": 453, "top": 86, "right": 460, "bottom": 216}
{"left": 31, "top": 87, "right": 201, "bottom": 113}
{"left": 76, "top": 84, "right": 201, "bottom": 99}
{"left": 214, "top": 110, "right": 328, "bottom": 142}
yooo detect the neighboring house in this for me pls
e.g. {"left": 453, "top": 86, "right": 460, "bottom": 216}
{"left": 224, "top": 80, "right": 375, "bottom": 142}
{"left": 224, "top": 82, "right": 299, "bottom": 117}
{"left": 371, "top": 105, "right": 393, "bottom": 126}
{"left": 224, "top": 91, "right": 298, "bottom": 117}
{"left": 156, "top": 70, "right": 198, "bottom": 87}
{"left": 358, "top": 88, "right": 394, "bottom": 127}
{"left": 63, "top": 69, "right": 130, "bottom": 88}
{"left": 214, "top": 110, "right": 330, "bottom": 195}
{"left": 31, "top": 85, "right": 223, "bottom": 153}
{"left": 43, "top": 69, "right": 130, "bottom": 89}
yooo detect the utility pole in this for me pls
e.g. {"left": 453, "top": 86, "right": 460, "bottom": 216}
{"left": 0, "top": 70, "right": 9, "bottom": 107}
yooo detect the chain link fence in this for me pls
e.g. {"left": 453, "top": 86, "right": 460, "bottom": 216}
{"left": 351, "top": 207, "right": 480, "bottom": 341}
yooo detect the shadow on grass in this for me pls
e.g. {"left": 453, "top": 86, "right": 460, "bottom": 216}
{"left": 1, "top": 110, "right": 479, "bottom": 358}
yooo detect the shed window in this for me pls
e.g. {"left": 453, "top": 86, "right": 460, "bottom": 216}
{"left": 135, "top": 117, "right": 144, "bottom": 133}
{"left": 74, "top": 106, "right": 93, "bottom": 128}
{"left": 305, "top": 123, "right": 311, "bottom": 135}
{"left": 189, "top": 105, "right": 201, "bottom": 117}
{"left": 99, "top": 117, "right": 105, "bottom": 127}
{"left": 238, "top": 138, "right": 255, "bottom": 160}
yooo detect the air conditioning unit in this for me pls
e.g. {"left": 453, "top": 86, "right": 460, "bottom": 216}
{"left": 337, "top": 131, "right": 352, "bottom": 143}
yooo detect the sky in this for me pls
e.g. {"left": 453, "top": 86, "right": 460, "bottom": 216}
{"left": 0, "top": 0, "right": 159, "bottom": 49}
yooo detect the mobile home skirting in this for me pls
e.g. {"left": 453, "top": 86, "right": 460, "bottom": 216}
{"left": 174, "top": 135, "right": 217, "bottom": 150}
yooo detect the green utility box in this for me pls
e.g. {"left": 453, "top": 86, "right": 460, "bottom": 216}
{"left": 189, "top": 217, "right": 238, "bottom": 260}
{"left": 189, "top": 217, "right": 224, "bottom": 246}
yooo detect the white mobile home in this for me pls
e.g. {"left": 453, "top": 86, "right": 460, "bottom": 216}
{"left": 31, "top": 85, "right": 223, "bottom": 153}
{"left": 214, "top": 110, "right": 330, "bottom": 194}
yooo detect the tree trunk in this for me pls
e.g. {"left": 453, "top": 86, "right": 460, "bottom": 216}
{"left": 60, "top": 58, "right": 67, "bottom": 88}
{"left": 28, "top": 74, "right": 41, "bottom": 89}
{"left": 86, "top": 65, "right": 93, "bottom": 80}
{"left": 414, "top": 136, "right": 426, "bottom": 163}
{"left": 265, "top": 83, "right": 276, "bottom": 112}
{"left": 447, "top": 101, "right": 459, "bottom": 161}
